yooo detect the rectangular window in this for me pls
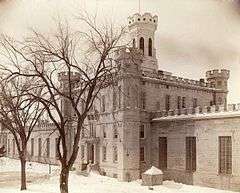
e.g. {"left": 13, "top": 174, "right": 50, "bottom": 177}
{"left": 7, "top": 139, "right": 10, "bottom": 154}
{"left": 38, "top": 138, "right": 42, "bottom": 157}
{"left": 55, "top": 138, "right": 60, "bottom": 158}
{"left": 156, "top": 101, "right": 160, "bottom": 111}
{"left": 193, "top": 98, "right": 198, "bottom": 108}
{"left": 46, "top": 138, "right": 50, "bottom": 158}
{"left": 141, "top": 92, "right": 146, "bottom": 109}
{"left": 102, "top": 146, "right": 106, "bottom": 162}
{"left": 118, "top": 85, "right": 121, "bottom": 108}
{"left": 159, "top": 137, "right": 167, "bottom": 169}
{"left": 113, "top": 124, "right": 118, "bottom": 139}
{"left": 12, "top": 139, "right": 15, "bottom": 155}
{"left": 102, "top": 95, "right": 106, "bottom": 112}
{"left": 31, "top": 138, "right": 34, "bottom": 156}
{"left": 140, "top": 147, "right": 145, "bottom": 162}
{"left": 126, "top": 86, "right": 130, "bottom": 107}
{"left": 182, "top": 97, "right": 186, "bottom": 108}
{"left": 113, "top": 146, "right": 118, "bottom": 163}
{"left": 219, "top": 136, "right": 232, "bottom": 174}
{"left": 165, "top": 95, "right": 170, "bottom": 111}
{"left": 140, "top": 125, "right": 145, "bottom": 139}
{"left": 186, "top": 137, "right": 196, "bottom": 172}
{"left": 113, "top": 89, "right": 117, "bottom": 110}
{"left": 81, "top": 145, "right": 85, "bottom": 159}
{"left": 103, "top": 126, "right": 107, "bottom": 138}
{"left": 89, "top": 123, "right": 94, "bottom": 137}
{"left": 177, "top": 96, "right": 181, "bottom": 109}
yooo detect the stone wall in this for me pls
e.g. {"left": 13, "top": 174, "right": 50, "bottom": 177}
{"left": 151, "top": 111, "right": 240, "bottom": 191}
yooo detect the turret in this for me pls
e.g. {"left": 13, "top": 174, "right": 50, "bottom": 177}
{"left": 58, "top": 71, "right": 81, "bottom": 159}
{"left": 58, "top": 71, "right": 81, "bottom": 117}
{"left": 206, "top": 69, "right": 230, "bottom": 106}
{"left": 128, "top": 13, "right": 158, "bottom": 72}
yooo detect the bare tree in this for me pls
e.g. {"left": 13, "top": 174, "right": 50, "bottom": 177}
{"left": 0, "top": 13, "right": 127, "bottom": 193}
{"left": 0, "top": 76, "right": 45, "bottom": 190}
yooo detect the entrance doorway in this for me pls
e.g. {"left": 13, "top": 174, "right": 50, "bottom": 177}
{"left": 88, "top": 144, "right": 94, "bottom": 163}
{"left": 159, "top": 137, "right": 167, "bottom": 170}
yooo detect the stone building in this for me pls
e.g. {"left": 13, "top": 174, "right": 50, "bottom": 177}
{"left": 0, "top": 12, "right": 239, "bottom": 191}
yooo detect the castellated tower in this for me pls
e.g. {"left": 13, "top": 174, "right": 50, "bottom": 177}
{"left": 128, "top": 13, "right": 158, "bottom": 72}
{"left": 58, "top": 71, "right": 81, "bottom": 159}
{"left": 206, "top": 69, "right": 230, "bottom": 106}
{"left": 114, "top": 47, "right": 143, "bottom": 181}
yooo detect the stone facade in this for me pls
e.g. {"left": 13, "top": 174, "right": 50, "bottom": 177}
{"left": 0, "top": 12, "right": 238, "bottom": 191}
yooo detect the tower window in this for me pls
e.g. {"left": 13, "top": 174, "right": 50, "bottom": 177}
{"left": 102, "top": 146, "right": 107, "bottom": 162}
{"left": 139, "top": 37, "right": 144, "bottom": 55}
{"left": 133, "top": 39, "right": 136, "bottom": 48}
{"left": 148, "top": 38, "right": 153, "bottom": 56}
{"left": 140, "top": 125, "right": 145, "bottom": 139}
{"left": 138, "top": 18, "right": 140, "bottom": 21}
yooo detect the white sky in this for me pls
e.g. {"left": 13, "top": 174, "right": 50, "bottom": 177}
{"left": 0, "top": 0, "right": 240, "bottom": 103}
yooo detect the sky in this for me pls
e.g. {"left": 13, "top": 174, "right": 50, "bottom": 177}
{"left": 0, "top": 0, "right": 240, "bottom": 103}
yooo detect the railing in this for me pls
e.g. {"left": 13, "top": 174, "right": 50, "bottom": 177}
{"left": 151, "top": 104, "right": 240, "bottom": 119}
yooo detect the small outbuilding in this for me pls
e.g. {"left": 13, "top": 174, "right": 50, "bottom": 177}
{"left": 142, "top": 166, "right": 163, "bottom": 186}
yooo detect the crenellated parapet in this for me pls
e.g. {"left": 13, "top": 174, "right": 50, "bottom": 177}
{"left": 206, "top": 69, "right": 230, "bottom": 79}
{"left": 128, "top": 12, "right": 158, "bottom": 30}
{"left": 142, "top": 70, "right": 214, "bottom": 89}
{"left": 151, "top": 104, "right": 240, "bottom": 120}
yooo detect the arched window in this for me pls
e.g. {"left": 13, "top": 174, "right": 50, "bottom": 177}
{"left": 139, "top": 37, "right": 144, "bottom": 55}
{"left": 148, "top": 38, "right": 153, "bottom": 56}
{"left": 133, "top": 39, "right": 136, "bottom": 48}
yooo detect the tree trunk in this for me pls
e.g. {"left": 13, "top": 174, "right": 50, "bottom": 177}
{"left": 20, "top": 158, "right": 27, "bottom": 190}
{"left": 60, "top": 167, "right": 70, "bottom": 193}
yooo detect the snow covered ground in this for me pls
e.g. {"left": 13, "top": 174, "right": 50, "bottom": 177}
{"left": 0, "top": 157, "right": 236, "bottom": 193}
{"left": 0, "top": 157, "right": 59, "bottom": 174}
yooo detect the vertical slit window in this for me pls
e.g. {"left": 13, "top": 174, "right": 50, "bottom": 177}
{"left": 140, "top": 37, "right": 144, "bottom": 55}
{"left": 148, "top": 38, "right": 152, "bottom": 56}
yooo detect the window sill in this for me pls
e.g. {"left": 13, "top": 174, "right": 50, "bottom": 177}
{"left": 185, "top": 170, "right": 196, "bottom": 174}
{"left": 217, "top": 173, "right": 233, "bottom": 177}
